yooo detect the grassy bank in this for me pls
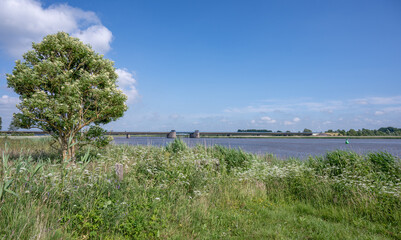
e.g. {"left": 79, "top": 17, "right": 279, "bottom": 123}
{"left": 1, "top": 138, "right": 400, "bottom": 239}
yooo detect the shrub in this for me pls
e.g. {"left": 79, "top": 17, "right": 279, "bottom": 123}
{"left": 308, "top": 150, "right": 369, "bottom": 177}
{"left": 210, "top": 145, "right": 253, "bottom": 172}
{"left": 165, "top": 138, "right": 187, "bottom": 153}
{"left": 367, "top": 151, "right": 400, "bottom": 178}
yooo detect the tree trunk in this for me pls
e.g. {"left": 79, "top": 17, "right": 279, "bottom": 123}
{"left": 61, "top": 137, "right": 76, "bottom": 161}
{"left": 62, "top": 140, "right": 69, "bottom": 161}
{"left": 70, "top": 138, "right": 76, "bottom": 160}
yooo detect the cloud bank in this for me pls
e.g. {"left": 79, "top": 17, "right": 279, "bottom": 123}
{"left": 0, "top": 0, "right": 113, "bottom": 57}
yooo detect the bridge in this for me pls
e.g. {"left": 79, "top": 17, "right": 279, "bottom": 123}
{"left": 0, "top": 130, "right": 312, "bottom": 138}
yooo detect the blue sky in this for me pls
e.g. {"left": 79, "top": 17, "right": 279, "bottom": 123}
{"left": 0, "top": 0, "right": 400, "bottom": 132}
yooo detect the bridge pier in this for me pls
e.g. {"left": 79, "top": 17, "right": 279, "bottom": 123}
{"left": 190, "top": 130, "right": 200, "bottom": 138}
{"left": 167, "top": 130, "right": 177, "bottom": 138}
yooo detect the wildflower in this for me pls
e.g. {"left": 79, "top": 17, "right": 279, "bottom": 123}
{"left": 155, "top": 197, "right": 160, "bottom": 201}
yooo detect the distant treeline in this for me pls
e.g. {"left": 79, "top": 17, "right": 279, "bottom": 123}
{"left": 327, "top": 127, "right": 401, "bottom": 136}
{"left": 238, "top": 129, "right": 273, "bottom": 133}
{"left": 237, "top": 128, "right": 312, "bottom": 133}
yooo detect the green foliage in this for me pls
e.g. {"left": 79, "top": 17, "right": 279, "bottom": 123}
{"left": 303, "top": 128, "right": 312, "bottom": 133}
{"left": 210, "top": 145, "right": 253, "bottom": 172}
{"left": 367, "top": 152, "right": 401, "bottom": 181}
{"left": 79, "top": 125, "right": 112, "bottom": 149}
{"left": 165, "top": 138, "right": 188, "bottom": 153}
{"left": 8, "top": 115, "right": 20, "bottom": 131}
{"left": 6, "top": 32, "right": 127, "bottom": 160}
{"left": 309, "top": 150, "right": 367, "bottom": 176}
{"left": 331, "top": 126, "right": 401, "bottom": 136}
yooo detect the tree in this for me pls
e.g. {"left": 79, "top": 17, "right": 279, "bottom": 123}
{"left": 347, "top": 129, "right": 357, "bottom": 136}
{"left": 7, "top": 32, "right": 127, "bottom": 160}
{"left": 8, "top": 115, "right": 19, "bottom": 131}
{"left": 303, "top": 128, "right": 312, "bottom": 133}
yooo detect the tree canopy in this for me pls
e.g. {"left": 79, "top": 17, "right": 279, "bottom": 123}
{"left": 7, "top": 32, "right": 127, "bottom": 160}
{"left": 329, "top": 127, "right": 401, "bottom": 136}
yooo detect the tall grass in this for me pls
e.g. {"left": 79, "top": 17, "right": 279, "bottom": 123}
{"left": 0, "top": 138, "right": 400, "bottom": 239}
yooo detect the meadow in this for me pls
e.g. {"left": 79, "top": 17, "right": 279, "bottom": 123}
{"left": 0, "top": 137, "right": 400, "bottom": 239}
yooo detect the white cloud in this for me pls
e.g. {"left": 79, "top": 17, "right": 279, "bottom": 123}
{"left": 224, "top": 100, "right": 343, "bottom": 114}
{"left": 284, "top": 117, "right": 301, "bottom": 126}
{"left": 0, "top": 95, "right": 19, "bottom": 125}
{"left": 283, "top": 121, "right": 293, "bottom": 126}
{"left": 251, "top": 116, "right": 276, "bottom": 125}
{"left": 260, "top": 116, "right": 276, "bottom": 124}
{"left": 224, "top": 105, "right": 292, "bottom": 114}
{"left": 115, "top": 68, "right": 139, "bottom": 103}
{"left": 384, "top": 106, "right": 401, "bottom": 112}
{"left": 72, "top": 25, "right": 112, "bottom": 54}
{"left": 0, "top": 95, "right": 19, "bottom": 106}
{"left": 374, "top": 106, "right": 401, "bottom": 115}
{"left": 225, "top": 96, "right": 401, "bottom": 116}
{"left": 352, "top": 96, "right": 401, "bottom": 105}
{"left": 0, "top": 0, "right": 112, "bottom": 57}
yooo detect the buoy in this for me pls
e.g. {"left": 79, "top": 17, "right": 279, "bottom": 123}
{"left": 345, "top": 139, "right": 349, "bottom": 144}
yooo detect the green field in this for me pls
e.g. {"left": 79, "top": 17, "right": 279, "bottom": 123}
{"left": 1, "top": 137, "right": 400, "bottom": 239}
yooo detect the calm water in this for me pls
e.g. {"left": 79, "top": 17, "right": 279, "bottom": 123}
{"left": 113, "top": 137, "right": 401, "bottom": 159}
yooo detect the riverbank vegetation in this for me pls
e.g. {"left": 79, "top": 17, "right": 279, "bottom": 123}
{"left": 327, "top": 127, "right": 401, "bottom": 136}
{"left": 237, "top": 127, "right": 401, "bottom": 137}
{"left": 1, "top": 137, "right": 400, "bottom": 239}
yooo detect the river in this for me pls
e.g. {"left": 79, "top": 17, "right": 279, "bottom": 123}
{"left": 112, "top": 137, "right": 401, "bottom": 159}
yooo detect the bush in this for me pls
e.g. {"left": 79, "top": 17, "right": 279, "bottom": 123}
{"left": 210, "top": 145, "right": 253, "bottom": 172}
{"left": 165, "top": 138, "right": 187, "bottom": 153}
{"left": 367, "top": 152, "right": 400, "bottom": 178}
{"left": 308, "top": 150, "right": 369, "bottom": 177}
